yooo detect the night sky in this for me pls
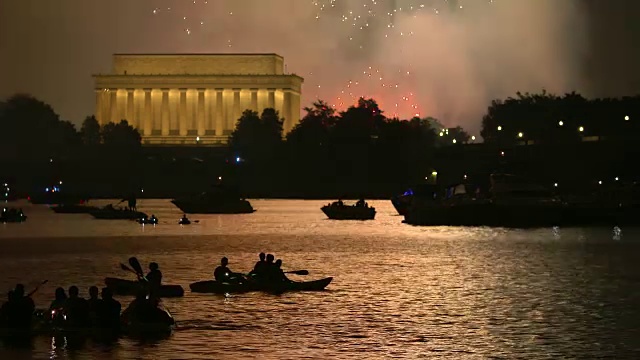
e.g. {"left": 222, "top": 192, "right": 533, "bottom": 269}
{"left": 1, "top": 0, "right": 639, "bottom": 135}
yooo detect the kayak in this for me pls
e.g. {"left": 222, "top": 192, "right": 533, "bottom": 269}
{"left": 189, "top": 277, "right": 333, "bottom": 294}
{"left": 121, "top": 302, "right": 175, "bottom": 337}
{"left": 1, "top": 308, "right": 173, "bottom": 339}
{"left": 321, "top": 205, "right": 376, "bottom": 220}
{"left": 122, "top": 304, "right": 176, "bottom": 337}
{"left": 104, "top": 277, "right": 185, "bottom": 298}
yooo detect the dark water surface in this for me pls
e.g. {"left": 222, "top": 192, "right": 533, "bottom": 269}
{"left": 1, "top": 199, "right": 640, "bottom": 359}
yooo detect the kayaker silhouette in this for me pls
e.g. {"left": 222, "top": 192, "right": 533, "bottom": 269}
{"left": 99, "top": 287, "right": 121, "bottom": 329}
{"left": 146, "top": 262, "right": 163, "bottom": 291}
{"left": 249, "top": 253, "right": 267, "bottom": 279}
{"left": 63, "top": 285, "right": 90, "bottom": 327}
{"left": 214, "top": 257, "right": 244, "bottom": 284}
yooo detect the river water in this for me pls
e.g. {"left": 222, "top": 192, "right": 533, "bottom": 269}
{"left": 1, "top": 199, "right": 640, "bottom": 359}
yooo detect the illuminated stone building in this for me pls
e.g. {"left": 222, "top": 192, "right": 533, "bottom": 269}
{"left": 93, "top": 53, "right": 303, "bottom": 145}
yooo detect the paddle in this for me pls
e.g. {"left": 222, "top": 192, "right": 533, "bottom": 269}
{"left": 128, "top": 258, "right": 177, "bottom": 326}
{"left": 120, "top": 263, "right": 140, "bottom": 277}
{"left": 284, "top": 270, "right": 309, "bottom": 275}
{"left": 27, "top": 279, "right": 48, "bottom": 297}
{"left": 129, "top": 257, "right": 147, "bottom": 282}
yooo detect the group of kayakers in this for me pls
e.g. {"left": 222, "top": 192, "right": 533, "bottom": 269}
{"left": 214, "top": 253, "right": 291, "bottom": 285}
{"left": 0, "top": 278, "right": 172, "bottom": 332}
{"left": 47, "top": 285, "right": 122, "bottom": 329}
{"left": 328, "top": 198, "right": 369, "bottom": 208}
{"left": 0, "top": 256, "right": 304, "bottom": 333}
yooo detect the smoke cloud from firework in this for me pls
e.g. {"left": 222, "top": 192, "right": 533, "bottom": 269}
{"left": 154, "top": 0, "right": 590, "bottom": 134}
{"left": 0, "top": 0, "right": 592, "bottom": 136}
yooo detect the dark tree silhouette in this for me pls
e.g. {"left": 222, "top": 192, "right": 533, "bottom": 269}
{"left": 480, "top": 91, "right": 640, "bottom": 145}
{"left": 0, "top": 94, "right": 79, "bottom": 161}
{"left": 101, "top": 120, "right": 141, "bottom": 152}
{"left": 80, "top": 115, "right": 101, "bottom": 146}
{"left": 285, "top": 101, "right": 338, "bottom": 191}
{"left": 229, "top": 108, "right": 284, "bottom": 161}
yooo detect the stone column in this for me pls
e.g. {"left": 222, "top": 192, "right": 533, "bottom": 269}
{"left": 102, "top": 89, "right": 111, "bottom": 125}
{"left": 215, "top": 89, "right": 224, "bottom": 136}
{"left": 161, "top": 89, "right": 170, "bottom": 136}
{"left": 204, "top": 89, "right": 211, "bottom": 133}
{"left": 179, "top": 89, "right": 188, "bottom": 136}
{"left": 170, "top": 90, "right": 179, "bottom": 132}
{"left": 240, "top": 89, "right": 251, "bottom": 114}
{"left": 110, "top": 89, "right": 118, "bottom": 123}
{"left": 289, "top": 91, "right": 301, "bottom": 133}
{"left": 232, "top": 89, "right": 241, "bottom": 130}
{"left": 250, "top": 88, "right": 259, "bottom": 112}
{"left": 143, "top": 89, "right": 152, "bottom": 136}
{"left": 127, "top": 89, "right": 135, "bottom": 128}
{"left": 197, "top": 89, "right": 206, "bottom": 136}
{"left": 95, "top": 89, "right": 104, "bottom": 125}
{"left": 283, "top": 89, "right": 293, "bottom": 132}
{"left": 120, "top": 89, "right": 128, "bottom": 123}
{"left": 275, "top": 89, "right": 284, "bottom": 118}
{"left": 267, "top": 89, "right": 276, "bottom": 109}
{"left": 135, "top": 90, "right": 144, "bottom": 129}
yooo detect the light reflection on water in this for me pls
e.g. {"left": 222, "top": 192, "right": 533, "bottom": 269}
{"left": 1, "top": 200, "right": 640, "bottom": 359}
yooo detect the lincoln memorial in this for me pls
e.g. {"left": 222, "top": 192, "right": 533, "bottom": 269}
{"left": 93, "top": 53, "right": 304, "bottom": 145}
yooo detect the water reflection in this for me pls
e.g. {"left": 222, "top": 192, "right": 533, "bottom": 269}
{"left": 1, "top": 200, "right": 640, "bottom": 358}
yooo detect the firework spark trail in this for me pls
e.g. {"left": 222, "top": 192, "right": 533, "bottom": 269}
{"left": 150, "top": 0, "right": 589, "bottom": 133}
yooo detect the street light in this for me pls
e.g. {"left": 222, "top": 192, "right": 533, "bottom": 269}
{"left": 471, "top": 135, "right": 476, "bottom": 141}
{"left": 518, "top": 132, "right": 523, "bottom": 138}
{"left": 558, "top": 121, "right": 564, "bottom": 126}
{"left": 578, "top": 126, "right": 584, "bottom": 132}
{"left": 497, "top": 126, "right": 502, "bottom": 131}
{"left": 625, "top": 115, "right": 630, "bottom": 121}
{"left": 452, "top": 139, "right": 457, "bottom": 144}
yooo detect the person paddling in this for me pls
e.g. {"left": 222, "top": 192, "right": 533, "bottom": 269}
{"left": 146, "top": 263, "right": 162, "bottom": 286}
{"left": 12, "top": 284, "right": 35, "bottom": 329}
{"left": 265, "top": 254, "right": 275, "bottom": 268}
{"left": 214, "top": 257, "right": 244, "bottom": 284}
{"left": 0, "top": 291, "right": 14, "bottom": 327}
{"left": 49, "top": 287, "right": 67, "bottom": 312}
{"left": 98, "top": 287, "right": 121, "bottom": 329}
{"left": 145, "top": 262, "right": 163, "bottom": 296}
{"left": 49, "top": 287, "right": 67, "bottom": 324}
{"left": 249, "top": 253, "right": 267, "bottom": 280}
{"left": 266, "top": 259, "right": 292, "bottom": 284}
{"left": 121, "top": 290, "right": 154, "bottom": 324}
{"left": 88, "top": 286, "right": 102, "bottom": 327}
{"left": 63, "top": 285, "right": 89, "bottom": 327}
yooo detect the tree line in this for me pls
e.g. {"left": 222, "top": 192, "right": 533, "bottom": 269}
{"left": 226, "top": 98, "right": 468, "bottom": 196}
{"left": 0, "top": 94, "right": 141, "bottom": 164}
{"left": 481, "top": 91, "right": 640, "bottom": 145}
{"left": 0, "top": 94, "right": 142, "bottom": 194}
{"left": 1, "top": 90, "right": 638, "bottom": 197}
